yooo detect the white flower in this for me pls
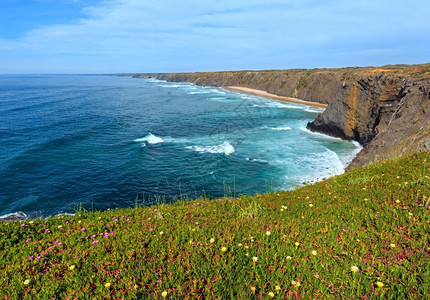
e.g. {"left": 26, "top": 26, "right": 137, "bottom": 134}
{"left": 252, "top": 256, "right": 258, "bottom": 262}
{"left": 311, "top": 250, "right": 317, "bottom": 256}
{"left": 266, "top": 231, "right": 271, "bottom": 236}
{"left": 350, "top": 266, "right": 359, "bottom": 273}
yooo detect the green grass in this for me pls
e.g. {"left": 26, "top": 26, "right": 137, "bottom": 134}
{"left": 1, "top": 151, "right": 429, "bottom": 299}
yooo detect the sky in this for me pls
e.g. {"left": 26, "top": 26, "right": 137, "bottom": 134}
{"left": 0, "top": 0, "right": 429, "bottom": 74}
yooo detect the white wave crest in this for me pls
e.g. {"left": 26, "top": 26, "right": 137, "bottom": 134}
{"left": 246, "top": 158, "right": 268, "bottom": 163}
{"left": 188, "top": 91, "right": 210, "bottom": 95}
{"left": 156, "top": 84, "right": 183, "bottom": 88}
{"left": 133, "top": 133, "right": 164, "bottom": 144}
{"left": 271, "top": 126, "right": 292, "bottom": 131}
{"left": 186, "top": 141, "right": 235, "bottom": 155}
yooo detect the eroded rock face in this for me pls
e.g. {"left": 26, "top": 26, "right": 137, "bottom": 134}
{"left": 307, "top": 73, "right": 430, "bottom": 167}
{"left": 137, "top": 64, "right": 430, "bottom": 168}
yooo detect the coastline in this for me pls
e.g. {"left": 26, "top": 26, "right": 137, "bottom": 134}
{"left": 223, "top": 86, "right": 328, "bottom": 108}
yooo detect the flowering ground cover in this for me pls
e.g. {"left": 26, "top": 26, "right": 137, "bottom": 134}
{"left": 1, "top": 151, "right": 429, "bottom": 299}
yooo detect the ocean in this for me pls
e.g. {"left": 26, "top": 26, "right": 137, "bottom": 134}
{"left": 0, "top": 75, "right": 361, "bottom": 218}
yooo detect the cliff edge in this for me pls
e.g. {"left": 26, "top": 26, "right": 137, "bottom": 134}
{"left": 135, "top": 63, "right": 430, "bottom": 168}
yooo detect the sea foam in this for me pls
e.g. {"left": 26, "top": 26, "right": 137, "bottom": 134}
{"left": 186, "top": 141, "right": 235, "bottom": 155}
{"left": 271, "top": 126, "right": 292, "bottom": 131}
{"left": 133, "top": 133, "right": 164, "bottom": 144}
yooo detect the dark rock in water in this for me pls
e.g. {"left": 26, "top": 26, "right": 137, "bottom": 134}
{"left": 0, "top": 212, "right": 27, "bottom": 222}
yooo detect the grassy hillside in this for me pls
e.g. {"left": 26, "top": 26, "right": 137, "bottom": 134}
{"left": 1, "top": 151, "right": 429, "bottom": 299}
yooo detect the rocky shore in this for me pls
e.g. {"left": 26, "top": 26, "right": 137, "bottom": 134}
{"left": 134, "top": 63, "right": 430, "bottom": 168}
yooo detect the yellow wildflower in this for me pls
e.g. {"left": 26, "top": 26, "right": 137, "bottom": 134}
{"left": 376, "top": 281, "right": 384, "bottom": 288}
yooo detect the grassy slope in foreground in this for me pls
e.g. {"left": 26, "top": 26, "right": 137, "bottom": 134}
{"left": 1, "top": 152, "right": 429, "bottom": 299}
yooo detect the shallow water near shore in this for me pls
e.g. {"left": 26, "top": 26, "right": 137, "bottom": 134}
{"left": 0, "top": 75, "right": 361, "bottom": 218}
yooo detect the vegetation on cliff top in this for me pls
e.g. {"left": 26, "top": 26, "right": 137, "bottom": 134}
{"left": 1, "top": 151, "right": 429, "bottom": 299}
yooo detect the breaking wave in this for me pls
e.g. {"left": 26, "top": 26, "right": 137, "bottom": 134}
{"left": 186, "top": 141, "right": 235, "bottom": 155}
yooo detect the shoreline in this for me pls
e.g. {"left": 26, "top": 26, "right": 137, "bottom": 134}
{"left": 224, "top": 86, "right": 328, "bottom": 108}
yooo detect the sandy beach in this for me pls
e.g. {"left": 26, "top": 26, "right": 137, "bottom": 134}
{"left": 224, "top": 86, "right": 328, "bottom": 108}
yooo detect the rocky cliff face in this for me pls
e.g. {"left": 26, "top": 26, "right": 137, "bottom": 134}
{"left": 151, "top": 69, "right": 348, "bottom": 105}
{"left": 137, "top": 64, "right": 430, "bottom": 168}
{"left": 307, "top": 71, "right": 430, "bottom": 167}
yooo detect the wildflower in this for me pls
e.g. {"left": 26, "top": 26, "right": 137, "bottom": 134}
{"left": 291, "top": 281, "right": 297, "bottom": 286}
{"left": 286, "top": 256, "right": 292, "bottom": 260}
{"left": 105, "top": 282, "right": 111, "bottom": 288}
{"left": 309, "top": 204, "right": 314, "bottom": 207}
{"left": 159, "top": 231, "right": 164, "bottom": 235}
{"left": 29, "top": 221, "right": 34, "bottom": 224}
{"left": 24, "top": 279, "right": 30, "bottom": 285}
{"left": 78, "top": 220, "right": 82, "bottom": 223}
{"left": 268, "top": 292, "right": 275, "bottom": 298}
{"left": 69, "top": 265, "right": 75, "bottom": 271}
{"left": 295, "top": 242, "right": 300, "bottom": 247}
{"left": 252, "top": 256, "right": 258, "bottom": 262}
{"left": 58, "top": 225, "right": 62, "bottom": 229}
{"left": 81, "top": 228, "right": 85, "bottom": 231}
{"left": 395, "top": 200, "right": 400, "bottom": 203}
{"left": 311, "top": 250, "right": 317, "bottom": 256}
{"left": 275, "top": 285, "right": 281, "bottom": 291}
{"left": 350, "top": 266, "right": 359, "bottom": 273}
{"left": 376, "top": 281, "right": 384, "bottom": 288}
{"left": 390, "top": 243, "right": 396, "bottom": 248}
{"left": 238, "top": 243, "right": 243, "bottom": 247}
{"left": 92, "top": 240, "right": 99, "bottom": 245}
{"left": 161, "top": 291, "right": 168, "bottom": 298}
{"left": 250, "top": 286, "right": 256, "bottom": 292}
{"left": 266, "top": 231, "right": 271, "bottom": 236}
{"left": 221, "top": 246, "right": 227, "bottom": 252}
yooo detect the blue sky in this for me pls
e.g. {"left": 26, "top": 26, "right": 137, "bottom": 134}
{"left": 0, "top": 0, "right": 429, "bottom": 73}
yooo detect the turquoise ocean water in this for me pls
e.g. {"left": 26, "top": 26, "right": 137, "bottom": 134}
{"left": 0, "top": 75, "right": 361, "bottom": 218}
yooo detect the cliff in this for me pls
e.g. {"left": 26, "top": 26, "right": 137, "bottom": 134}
{"left": 135, "top": 64, "right": 430, "bottom": 168}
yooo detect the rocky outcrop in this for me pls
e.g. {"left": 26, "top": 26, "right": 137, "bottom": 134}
{"left": 136, "top": 64, "right": 430, "bottom": 168}
{"left": 307, "top": 72, "right": 430, "bottom": 167}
